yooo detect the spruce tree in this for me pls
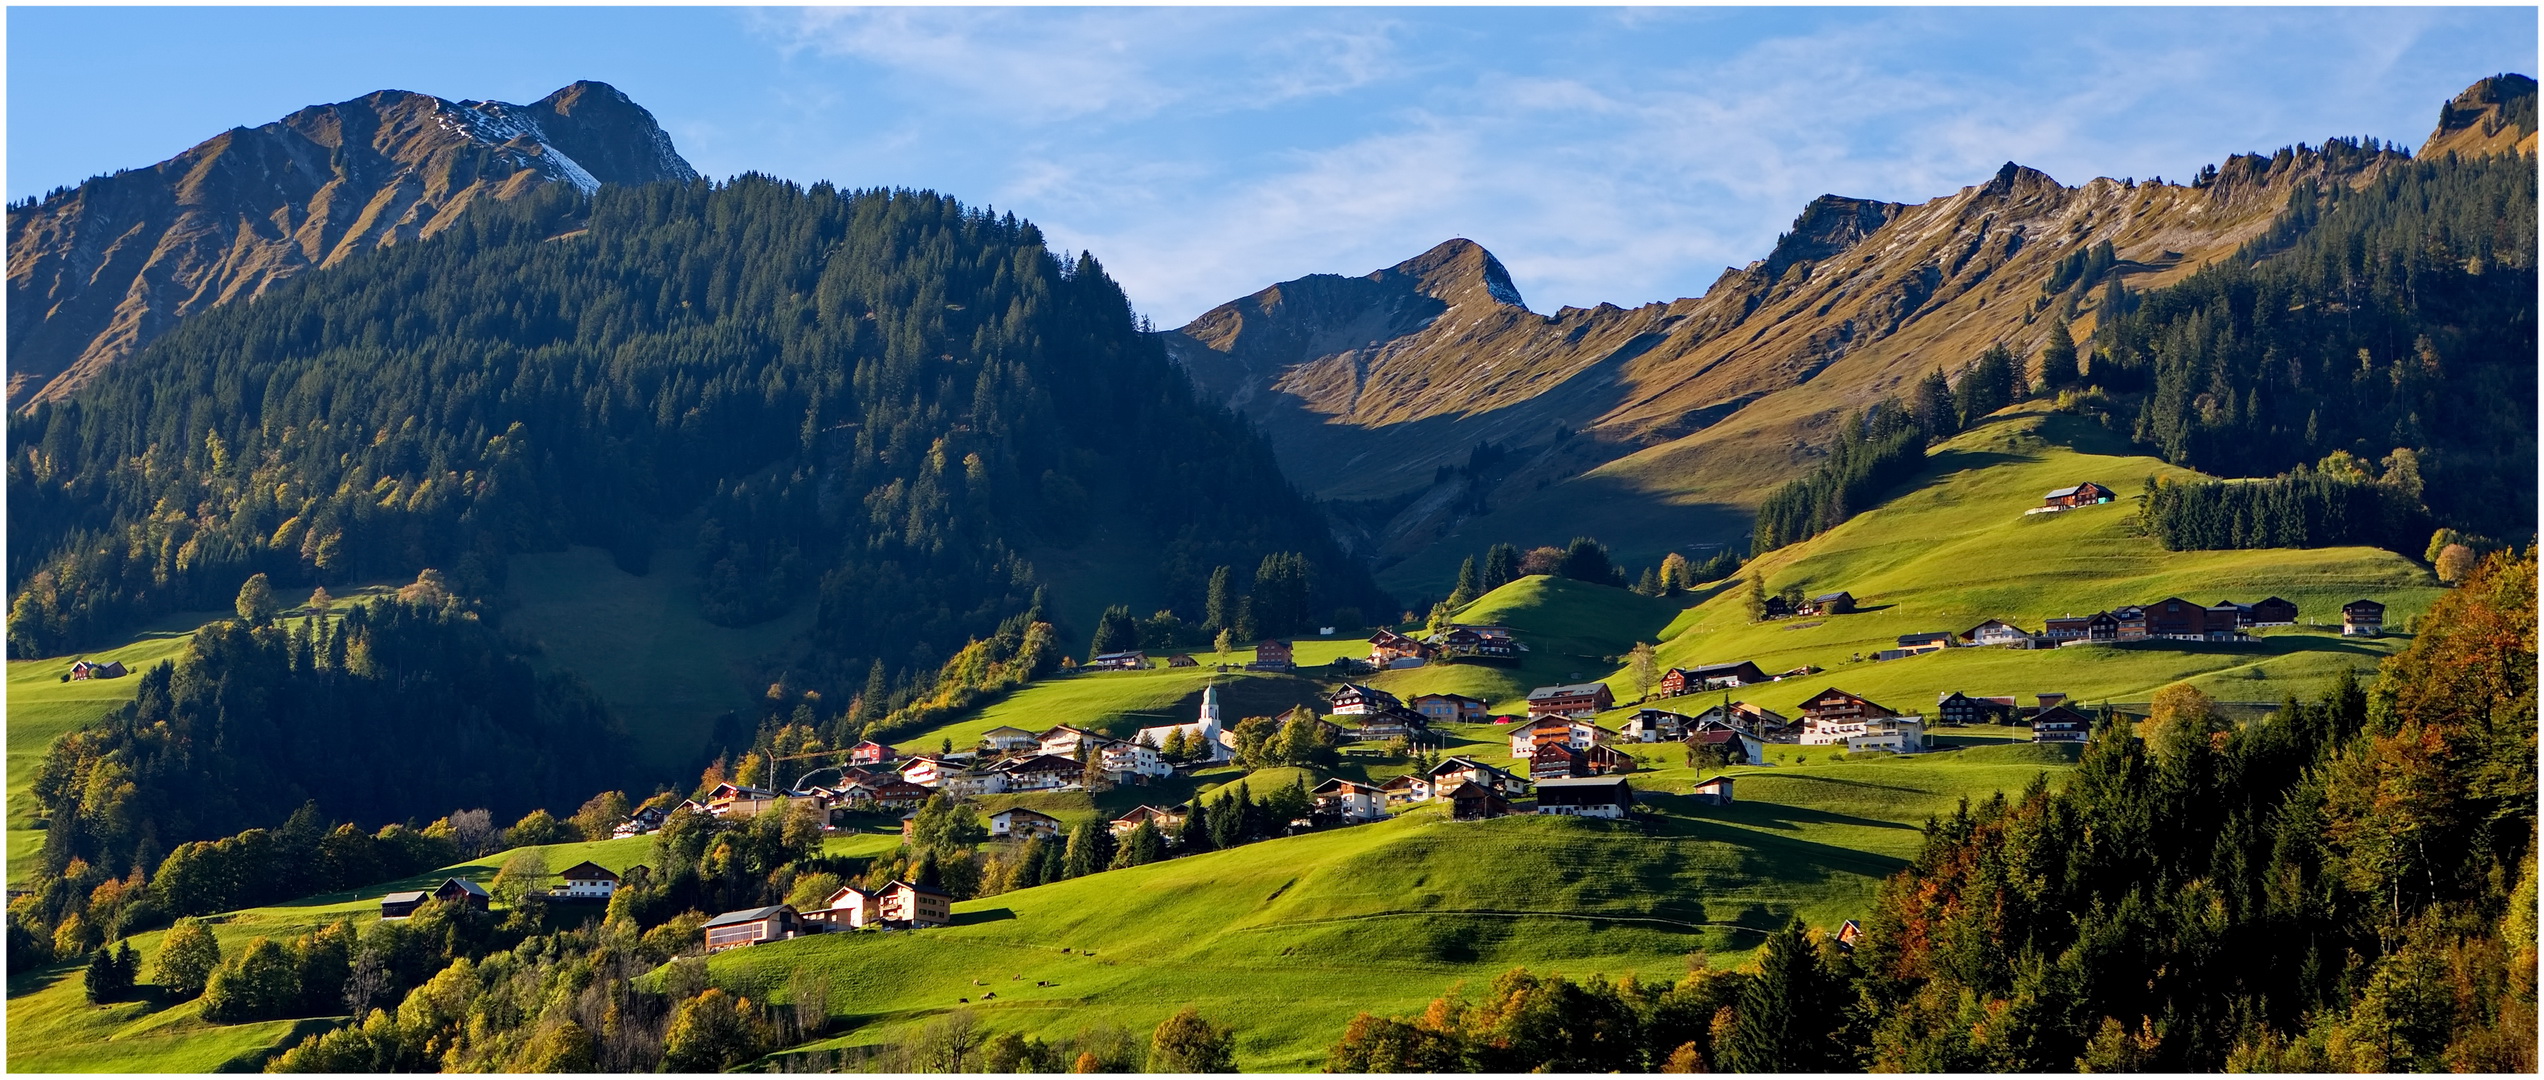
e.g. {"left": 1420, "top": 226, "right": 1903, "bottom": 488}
{"left": 1725, "top": 919, "right": 1837, "bottom": 1071}
{"left": 1178, "top": 798, "right": 1215, "bottom": 852}
{"left": 1911, "top": 367, "right": 1958, "bottom": 440}
{"left": 2039, "top": 317, "right": 2080, "bottom": 390}
{"left": 1483, "top": 544, "right": 1520, "bottom": 591}
{"left": 1744, "top": 573, "right": 1769, "bottom": 622}
{"left": 1203, "top": 566, "right": 1234, "bottom": 634}
{"left": 1448, "top": 557, "right": 1482, "bottom": 608}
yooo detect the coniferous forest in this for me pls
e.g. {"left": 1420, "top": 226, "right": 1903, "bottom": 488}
{"left": 2092, "top": 149, "right": 2536, "bottom": 540}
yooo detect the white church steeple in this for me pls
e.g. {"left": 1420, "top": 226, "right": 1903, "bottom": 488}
{"left": 1199, "top": 683, "right": 1222, "bottom": 735}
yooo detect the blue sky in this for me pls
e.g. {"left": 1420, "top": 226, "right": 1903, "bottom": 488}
{"left": 9, "top": 6, "right": 2535, "bottom": 322}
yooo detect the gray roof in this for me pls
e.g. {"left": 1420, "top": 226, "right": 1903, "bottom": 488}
{"left": 1814, "top": 591, "right": 1853, "bottom": 602}
{"left": 1527, "top": 682, "right": 1610, "bottom": 699}
{"left": 381, "top": 890, "right": 431, "bottom": 904}
{"left": 439, "top": 877, "right": 489, "bottom": 897}
{"left": 1533, "top": 775, "right": 1634, "bottom": 790}
{"left": 704, "top": 904, "right": 792, "bottom": 928}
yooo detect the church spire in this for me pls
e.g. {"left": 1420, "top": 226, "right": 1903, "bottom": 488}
{"left": 1200, "top": 682, "right": 1222, "bottom": 732}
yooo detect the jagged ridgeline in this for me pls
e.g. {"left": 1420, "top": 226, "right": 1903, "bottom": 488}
{"left": 6, "top": 177, "right": 1380, "bottom": 670}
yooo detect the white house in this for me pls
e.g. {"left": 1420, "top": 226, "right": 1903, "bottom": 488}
{"left": 548, "top": 861, "right": 621, "bottom": 900}
{"left": 809, "top": 885, "right": 880, "bottom": 929}
{"left": 897, "top": 756, "right": 956, "bottom": 787}
{"left": 934, "top": 768, "right": 1009, "bottom": 798}
{"left": 1034, "top": 725, "right": 1109, "bottom": 758}
{"left": 1805, "top": 716, "right": 1928, "bottom": 752}
{"left": 1101, "top": 740, "right": 1173, "bottom": 780}
{"left": 979, "top": 726, "right": 1041, "bottom": 754}
{"left": 1312, "top": 778, "right": 1389, "bottom": 823}
{"left": 988, "top": 807, "right": 1063, "bottom": 840}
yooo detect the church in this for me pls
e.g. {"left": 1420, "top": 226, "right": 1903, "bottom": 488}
{"left": 1135, "top": 684, "right": 1237, "bottom": 764}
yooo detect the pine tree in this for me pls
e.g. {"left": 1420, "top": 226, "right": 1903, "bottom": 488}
{"left": 1725, "top": 919, "right": 1837, "bottom": 1071}
{"left": 1483, "top": 544, "right": 1520, "bottom": 591}
{"left": 1178, "top": 798, "right": 1215, "bottom": 852}
{"left": 2039, "top": 317, "right": 2080, "bottom": 389}
{"left": 1911, "top": 367, "right": 1957, "bottom": 440}
{"left": 1448, "top": 557, "right": 1482, "bottom": 608}
{"left": 1203, "top": 566, "right": 1234, "bottom": 634}
{"left": 1061, "top": 822, "right": 1114, "bottom": 879}
{"left": 1744, "top": 573, "right": 1769, "bottom": 622}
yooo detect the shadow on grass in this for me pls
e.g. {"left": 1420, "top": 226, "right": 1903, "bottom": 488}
{"left": 954, "top": 908, "right": 1017, "bottom": 926}
{"left": 1641, "top": 792, "right": 1918, "bottom": 835}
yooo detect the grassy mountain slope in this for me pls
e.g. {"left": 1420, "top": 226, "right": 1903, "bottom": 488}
{"left": 1611, "top": 406, "right": 2439, "bottom": 719}
{"left": 502, "top": 545, "right": 816, "bottom": 774}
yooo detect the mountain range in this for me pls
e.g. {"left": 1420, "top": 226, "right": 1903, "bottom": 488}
{"left": 1161, "top": 72, "right": 2538, "bottom": 594}
{"left": 5, "top": 80, "right": 696, "bottom": 405}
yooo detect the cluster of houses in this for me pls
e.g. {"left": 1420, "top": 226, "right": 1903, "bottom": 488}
{"left": 1760, "top": 591, "right": 1856, "bottom": 620}
{"left": 1871, "top": 596, "right": 2390, "bottom": 660}
{"left": 1366, "top": 624, "right": 1525, "bottom": 669}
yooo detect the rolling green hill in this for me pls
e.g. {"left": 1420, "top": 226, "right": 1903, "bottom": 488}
{"left": 712, "top": 740, "right": 2078, "bottom": 1071}
{"left": 1600, "top": 406, "right": 2438, "bottom": 720}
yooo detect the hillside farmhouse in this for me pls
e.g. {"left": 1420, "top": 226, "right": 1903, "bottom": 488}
{"left": 1445, "top": 780, "right": 1511, "bottom": 820}
{"left": 1691, "top": 774, "right": 1737, "bottom": 806}
{"left": 1250, "top": 640, "right": 1295, "bottom": 671}
{"left": 549, "top": 861, "right": 620, "bottom": 901}
{"left": 1800, "top": 687, "right": 1896, "bottom": 725}
{"left": 807, "top": 885, "right": 880, "bottom": 929}
{"left": 1936, "top": 692, "right": 2019, "bottom": 726}
{"left": 2031, "top": 703, "right": 2094, "bottom": 742}
{"left": 2343, "top": 599, "right": 2386, "bottom": 637}
{"left": 706, "top": 905, "right": 805, "bottom": 951}
{"left": 881, "top": 880, "right": 952, "bottom": 927}
{"left": 989, "top": 807, "right": 1063, "bottom": 840}
{"left": 1526, "top": 682, "right": 1615, "bottom": 717}
{"left": 1658, "top": 661, "right": 1768, "bottom": 697}
{"left": 1535, "top": 776, "right": 1636, "bottom": 819}
{"left": 1960, "top": 620, "right": 2032, "bottom": 647}
{"left": 1409, "top": 692, "right": 1488, "bottom": 722}
{"left": 2038, "top": 481, "right": 2116, "bottom": 510}
{"left": 1799, "top": 591, "right": 1856, "bottom": 616}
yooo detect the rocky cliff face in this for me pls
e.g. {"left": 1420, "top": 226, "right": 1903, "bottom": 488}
{"left": 1165, "top": 117, "right": 2433, "bottom": 589}
{"left": 7, "top": 80, "right": 697, "bottom": 405}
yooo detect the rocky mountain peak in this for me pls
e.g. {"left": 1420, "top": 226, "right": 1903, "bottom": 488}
{"left": 2422, "top": 73, "right": 2539, "bottom": 160}
{"left": 8, "top": 81, "right": 697, "bottom": 405}
{"left": 1761, "top": 195, "right": 1907, "bottom": 280}
{"left": 1384, "top": 238, "right": 1527, "bottom": 310}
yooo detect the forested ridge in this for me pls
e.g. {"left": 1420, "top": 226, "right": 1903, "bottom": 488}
{"left": 2091, "top": 150, "right": 2536, "bottom": 539}
{"left": 6, "top": 176, "right": 1378, "bottom": 680}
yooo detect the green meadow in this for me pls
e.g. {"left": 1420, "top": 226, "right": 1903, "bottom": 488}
{"left": 504, "top": 545, "right": 816, "bottom": 774}
{"left": 1609, "top": 408, "right": 2436, "bottom": 719}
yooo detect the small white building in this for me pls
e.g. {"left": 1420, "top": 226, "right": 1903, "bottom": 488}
{"left": 1312, "top": 778, "right": 1388, "bottom": 823}
{"left": 548, "top": 861, "right": 621, "bottom": 901}
{"left": 988, "top": 807, "right": 1063, "bottom": 840}
{"left": 979, "top": 726, "right": 1041, "bottom": 753}
{"left": 1804, "top": 716, "right": 1928, "bottom": 753}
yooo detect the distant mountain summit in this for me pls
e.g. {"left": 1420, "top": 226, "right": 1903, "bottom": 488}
{"left": 6, "top": 80, "right": 697, "bottom": 404}
{"left": 2421, "top": 73, "right": 2539, "bottom": 160}
{"left": 1165, "top": 105, "right": 2469, "bottom": 588}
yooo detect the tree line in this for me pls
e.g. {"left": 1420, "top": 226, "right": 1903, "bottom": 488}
{"left": 2138, "top": 454, "right": 2429, "bottom": 552}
